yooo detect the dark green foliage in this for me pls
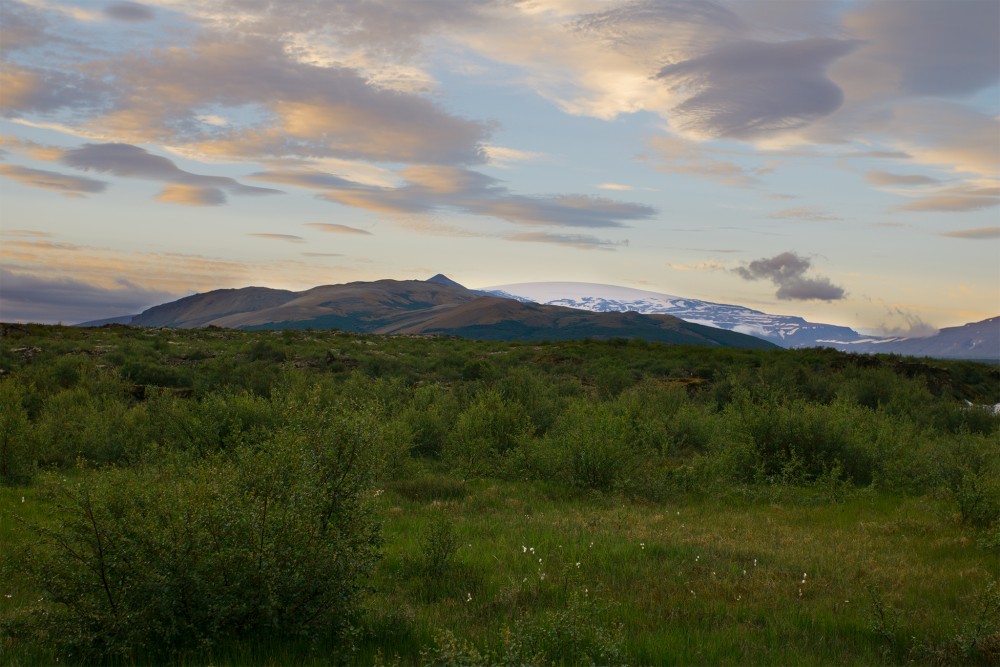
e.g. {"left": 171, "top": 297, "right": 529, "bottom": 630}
{"left": 0, "top": 380, "right": 34, "bottom": 484}
{"left": 420, "top": 514, "right": 460, "bottom": 576}
{"left": 19, "top": 388, "right": 386, "bottom": 660}
{"left": 444, "top": 388, "right": 534, "bottom": 475}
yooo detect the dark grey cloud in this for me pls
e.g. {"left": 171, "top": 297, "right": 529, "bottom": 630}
{"left": 0, "top": 267, "right": 178, "bottom": 324}
{"left": 104, "top": 2, "right": 155, "bottom": 22}
{"left": 847, "top": 0, "right": 999, "bottom": 97}
{"left": 61, "top": 143, "right": 281, "bottom": 198}
{"left": 254, "top": 166, "right": 656, "bottom": 228}
{"left": 0, "top": 164, "right": 108, "bottom": 196}
{"left": 734, "top": 251, "right": 845, "bottom": 301}
{"left": 657, "top": 38, "right": 857, "bottom": 139}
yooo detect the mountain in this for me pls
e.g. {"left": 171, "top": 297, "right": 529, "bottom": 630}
{"left": 118, "top": 276, "right": 777, "bottom": 350}
{"left": 820, "top": 316, "right": 1000, "bottom": 360}
{"left": 481, "top": 282, "right": 866, "bottom": 348}
{"left": 132, "top": 287, "right": 296, "bottom": 328}
{"left": 480, "top": 281, "right": 1000, "bottom": 360}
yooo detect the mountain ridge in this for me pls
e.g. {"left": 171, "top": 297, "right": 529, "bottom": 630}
{"left": 109, "top": 276, "right": 777, "bottom": 350}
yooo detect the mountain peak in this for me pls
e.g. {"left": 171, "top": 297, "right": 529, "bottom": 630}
{"left": 426, "top": 274, "right": 466, "bottom": 289}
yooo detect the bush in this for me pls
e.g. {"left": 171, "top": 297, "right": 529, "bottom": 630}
{"left": 0, "top": 379, "right": 35, "bottom": 484}
{"left": 444, "top": 389, "right": 534, "bottom": 475}
{"left": 544, "top": 396, "right": 663, "bottom": 491}
{"left": 19, "top": 391, "right": 386, "bottom": 660}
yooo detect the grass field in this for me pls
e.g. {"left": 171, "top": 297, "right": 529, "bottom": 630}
{"left": 1, "top": 324, "right": 998, "bottom": 664}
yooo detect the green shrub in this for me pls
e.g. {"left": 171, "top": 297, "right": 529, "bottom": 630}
{"left": 501, "top": 592, "right": 627, "bottom": 667}
{"left": 0, "top": 379, "right": 35, "bottom": 484}
{"left": 19, "top": 393, "right": 386, "bottom": 660}
{"left": 444, "top": 389, "right": 534, "bottom": 475}
{"left": 420, "top": 514, "right": 459, "bottom": 576}
{"left": 544, "top": 396, "right": 663, "bottom": 491}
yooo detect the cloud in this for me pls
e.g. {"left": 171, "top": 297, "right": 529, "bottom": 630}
{"left": 154, "top": 184, "right": 226, "bottom": 206}
{"left": 55, "top": 142, "right": 281, "bottom": 206}
{"left": 248, "top": 233, "right": 306, "bottom": 243}
{"left": 768, "top": 207, "right": 842, "bottom": 222}
{"left": 0, "top": 163, "right": 107, "bottom": 196}
{"left": 103, "top": 2, "right": 154, "bottom": 22}
{"left": 0, "top": 229, "right": 52, "bottom": 238}
{"left": 0, "top": 266, "right": 179, "bottom": 324}
{"left": 940, "top": 227, "right": 1000, "bottom": 240}
{"left": 301, "top": 252, "right": 344, "bottom": 257}
{"left": 305, "top": 223, "right": 373, "bottom": 236}
{"left": 0, "top": 62, "right": 107, "bottom": 115}
{"left": 840, "top": 0, "right": 999, "bottom": 98}
{"left": 597, "top": 183, "right": 634, "bottom": 191}
{"left": 484, "top": 145, "right": 541, "bottom": 167}
{"left": 656, "top": 38, "right": 857, "bottom": 140}
{"left": 670, "top": 260, "right": 727, "bottom": 272}
{"left": 0, "top": 135, "right": 64, "bottom": 161}
{"left": 90, "top": 35, "right": 490, "bottom": 165}
{"left": 895, "top": 184, "right": 1000, "bottom": 213}
{"left": 734, "top": 251, "right": 845, "bottom": 301}
{"left": 0, "top": 234, "right": 364, "bottom": 302}
{"left": 648, "top": 135, "right": 770, "bottom": 187}
{"left": 865, "top": 171, "right": 939, "bottom": 187}
{"left": 0, "top": 1, "right": 48, "bottom": 54}
{"left": 871, "top": 306, "right": 939, "bottom": 338}
{"left": 507, "top": 232, "right": 625, "bottom": 251}
{"left": 254, "top": 166, "right": 656, "bottom": 228}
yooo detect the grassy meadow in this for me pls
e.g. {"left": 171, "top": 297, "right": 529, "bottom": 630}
{"left": 1, "top": 323, "right": 998, "bottom": 665}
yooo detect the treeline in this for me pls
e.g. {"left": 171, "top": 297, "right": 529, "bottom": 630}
{"left": 1, "top": 324, "right": 998, "bottom": 662}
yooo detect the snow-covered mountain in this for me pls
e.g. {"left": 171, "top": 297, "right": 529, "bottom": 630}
{"left": 480, "top": 282, "right": 868, "bottom": 349}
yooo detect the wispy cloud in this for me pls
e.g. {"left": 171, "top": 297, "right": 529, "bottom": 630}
{"left": 0, "top": 163, "right": 107, "bottom": 196}
{"left": 895, "top": 183, "right": 1000, "bottom": 212}
{"left": 62, "top": 143, "right": 282, "bottom": 199}
{"left": 305, "top": 222, "right": 373, "bottom": 236}
{"left": 508, "top": 232, "right": 626, "bottom": 251}
{"left": 155, "top": 184, "right": 226, "bottom": 206}
{"left": 768, "top": 206, "right": 843, "bottom": 222}
{"left": 254, "top": 166, "right": 656, "bottom": 229}
{"left": 864, "top": 171, "right": 939, "bottom": 187}
{"left": 248, "top": 233, "right": 306, "bottom": 243}
{"left": 940, "top": 227, "right": 1000, "bottom": 240}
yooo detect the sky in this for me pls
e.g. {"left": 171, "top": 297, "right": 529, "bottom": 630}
{"left": 0, "top": 0, "right": 997, "bottom": 334}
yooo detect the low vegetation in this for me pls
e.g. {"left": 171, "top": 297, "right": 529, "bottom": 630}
{"left": 1, "top": 323, "right": 998, "bottom": 665}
